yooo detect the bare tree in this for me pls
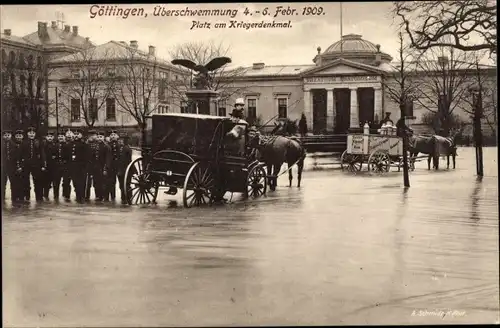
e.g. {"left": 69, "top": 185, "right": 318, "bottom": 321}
{"left": 57, "top": 46, "right": 116, "bottom": 128}
{"left": 168, "top": 40, "right": 250, "bottom": 105}
{"left": 458, "top": 54, "right": 497, "bottom": 138}
{"left": 393, "top": 1, "right": 497, "bottom": 55}
{"left": 113, "top": 45, "right": 160, "bottom": 144}
{"left": 413, "top": 47, "right": 477, "bottom": 136}
{"left": 382, "top": 32, "right": 420, "bottom": 187}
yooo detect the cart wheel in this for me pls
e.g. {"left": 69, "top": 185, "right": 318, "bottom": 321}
{"left": 246, "top": 164, "right": 267, "bottom": 198}
{"left": 340, "top": 150, "right": 349, "bottom": 171}
{"left": 183, "top": 162, "right": 216, "bottom": 208}
{"left": 409, "top": 157, "right": 416, "bottom": 171}
{"left": 124, "top": 157, "right": 159, "bottom": 205}
{"left": 368, "top": 150, "right": 390, "bottom": 173}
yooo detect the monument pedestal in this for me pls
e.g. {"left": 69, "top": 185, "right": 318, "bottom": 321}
{"left": 185, "top": 89, "right": 219, "bottom": 116}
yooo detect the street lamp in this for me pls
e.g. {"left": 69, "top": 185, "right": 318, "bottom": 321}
{"left": 468, "top": 84, "right": 483, "bottom": 177}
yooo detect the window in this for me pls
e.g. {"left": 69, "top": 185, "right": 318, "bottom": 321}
{"left": 71, "top": 69, "right": 80, "bottom": 78}
{"left": 88, "top": 98, "right": 98, "bottom": 120}
{"left": 27, "top": 55, "right": 34, "bottom": 69}
{"left": 71, "top": 99, "right": 80, "bottom": 121}
{"left": 405, "top": 100, "right": 414, "bottom": 117}
{"left": 9, "top": 51, "right": 15, "bottom": 66}
{"left": 181, "top": 101, "right": 188, "bottom": 113}
{"left": 106, "top": 98, "right": 116, "bottom": 121}
{"left": 247, "top": 98, "right": 257, "bottom": 124}
{"left": 158, "top": 72, "right": 168, "bottom": 100}
{"left": 278, "top": 98, "right": 287, "bottom": 119}
{"left": 1, "top": 50, "right": 6, "bottom": 66}
{"left": 106, "top": 67, "right": 116, "bottom": 77}
{"left": 18, "top": 53, "right": 25, "bottom": 69}
{"left": 19, "top": 75, "right": 26, "bottom": 94}
{"left": 37, "top": 56, "right": 42, "bottom": 69}
{"left": 218, "top": 99, "right": 226, "bottom": 116}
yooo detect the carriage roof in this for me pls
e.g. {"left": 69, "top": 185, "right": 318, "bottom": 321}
{"left": 150, "top": 113, "right": 247, "bottom": 156}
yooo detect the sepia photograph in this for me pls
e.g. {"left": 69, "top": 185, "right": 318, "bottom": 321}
{"left": 1, "top": 1, "right": 498, "bottom": 326}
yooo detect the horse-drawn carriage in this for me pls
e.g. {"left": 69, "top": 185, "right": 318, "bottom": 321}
{"left": 340, "top": 132, "right": 415, "bottom": 173}
{"left": 123, "top": 113, "right": 267, "bottom": 207}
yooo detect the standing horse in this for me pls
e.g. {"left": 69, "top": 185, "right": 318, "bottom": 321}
{"left": 227, "top": 126, "right": 306, "bottom": 191}
{"left": 407, "top": 133, "right": 457, "bottom": 170}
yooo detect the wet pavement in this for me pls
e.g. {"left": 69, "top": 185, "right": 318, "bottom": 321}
{"left": 2, "top": 147, "right": 499, "bottom": 326}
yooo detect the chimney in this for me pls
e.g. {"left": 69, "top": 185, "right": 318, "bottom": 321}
{"left": 85, "top": 37, "right": 90, "bottom": 42}
{"left": 38, "top": 21, "right": 48, "bottom": 38}
{"left": 51, "top": 21, "right": 57, "bottom": 28}
{"left": 252, "top": 62, "right": 265, "bottom": 70}
{"left": 3, "top": 29, "right": 11, "bottom": 36}
{"left": 72, "top": 26, "right": 78, "bottom": 36}
{"left": 438, "top": 56, "right": 449, "bottom": 67}
{"left": 130, "top": 40, "right": 138, "bottom": 48}
{"left": 148, "top": 45, "right": 156, "bottom": 56}
{"left": 64, "top": 25, "right": 70, "bottom": 33}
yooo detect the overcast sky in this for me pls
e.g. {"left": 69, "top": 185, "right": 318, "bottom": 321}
{"left": 2, "top": 3, "right": 416, "bottom": 67}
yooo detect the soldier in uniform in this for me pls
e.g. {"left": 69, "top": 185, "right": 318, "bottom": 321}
{"left": 11, "top": 130, "right": 26, "bottom": 203}
{"left": 105, "top": 130, "right": 120, "bottom": 201}
{"left": 87, "top": 131, "right": 111, "bottom": 201}
{"left": 117, "top": 132, "right": 132, "bottom": 204}
{"left": 69, "top": 129, "right": 88, "bottom": 203}
{"left": 62, "top": 130, "right": 74, "bottom": 201}
{"left": 85, "top": 130, "right": 98, "bottom": 201}
{"left": 21, "top": 127, "right": 47, "bottom": 202}
{"left": 42, "top": 132, "right": 57, "bottom": 200}
{"left": 2, "top": 130, "right": 18, "bottom": 202}
{"left": 49, "top": 132, "right": 70, "bottom": 200}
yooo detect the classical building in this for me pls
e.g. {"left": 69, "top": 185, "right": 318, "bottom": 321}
{"left": 221, "top": 34, "right": 497, "bottom": 135}
{"left": 47, "top": 40, "right": 187, "bottom": 131}
{"left": 1, "top": 21, "right": 92, "bottom": 132}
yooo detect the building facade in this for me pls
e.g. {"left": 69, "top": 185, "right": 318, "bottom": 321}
{"left": 47, "top": 40, "right": 188, "bottom": 131}
{"left": 1, "top": 21, "right": 93, "bottom": 133}
{"left": 221, "top": 34, "right": 497, "bottom": 136}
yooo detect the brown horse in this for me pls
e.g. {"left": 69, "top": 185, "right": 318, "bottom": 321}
{"left": 227, "top": 126, "right": 306, "bottom": 191}
{"left": 408, "top": 133, "right": 457, "bottom": 170}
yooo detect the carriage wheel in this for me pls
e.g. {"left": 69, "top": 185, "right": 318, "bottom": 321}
{"left": 368, "top": 150, "right": 390, "bottom": 173}
{"left": 124, "top": 157, "right": 159, "bottom": 205}
{"left": 340, "top": 150, "right": 349, "bottom": 171}
{"left": 341, "top": 150, "right": 362, "bottom": 172}
{"left": 183, "top": 162, "right": 216, "bottom": 208}
{"left": 246, "top": 164, "right": 267, "bottom": 198}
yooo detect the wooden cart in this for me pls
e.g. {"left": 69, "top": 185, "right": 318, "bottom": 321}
{"left": 340, "top": 133, "right": 414, "bottom": 173}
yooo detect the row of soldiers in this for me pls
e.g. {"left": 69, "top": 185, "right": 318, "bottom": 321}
{"left": 2, "top": 128, "right": 132, "bottom": 204}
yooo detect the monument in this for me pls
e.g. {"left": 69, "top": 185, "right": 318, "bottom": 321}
{"left": 171, "top": 57, "right": 232, "bottom": 116}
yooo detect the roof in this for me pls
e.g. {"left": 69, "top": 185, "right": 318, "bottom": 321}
{"left": 153, "top": 113, "right": 230, "bottom": 121}
{"left": 50, "top": 40, "right": 177, "bottom": 69}
{"left": 0, "top": 32, "right": 37, "bottom": 47}
{"left": 233, "top": 64, "right": 314, "bottom": 77}
{"left": 380, "top": 60, "right": 496, "bottom": 72}
{"left": 23, "top": 25, "right": 93, "bottom": 48}
{"left": 325, "top": 34, "right": 380, "bottom": 54}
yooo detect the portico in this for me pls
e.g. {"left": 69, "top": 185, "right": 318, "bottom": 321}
{"left": 303, "top": 76, "right": 384, "bottom": 134}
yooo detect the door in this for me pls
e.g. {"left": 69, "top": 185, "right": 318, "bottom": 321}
{"left": 334, "top": 89, "right": 350, "bottom": 134}
{"left": 358, "top": 87, "right": 374, "bottom": 126}
{"left": 312, "top": 89, "right": 327, "bottom": 134}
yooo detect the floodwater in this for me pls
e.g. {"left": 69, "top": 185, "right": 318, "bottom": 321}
{"left": 2, "top": 147, "right": 499, "bottom": 326}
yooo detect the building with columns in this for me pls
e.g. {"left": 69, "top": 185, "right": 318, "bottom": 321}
{"left": 222, "top": 34, "right": 496, "bottom": 135}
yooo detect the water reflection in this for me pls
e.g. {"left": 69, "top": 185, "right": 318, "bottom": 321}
{"left": 470, "top": 176, "right": 483, "bottom": 221}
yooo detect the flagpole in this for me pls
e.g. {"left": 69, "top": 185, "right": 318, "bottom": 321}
{"left": 340, "top": 2, "right": 343, "bottom": 53}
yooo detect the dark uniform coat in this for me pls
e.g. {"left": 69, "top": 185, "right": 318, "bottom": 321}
{"left": 87, "top": 141, "right": 111, "bottom": 200}
{"left": 2, "top": 139, "right": 22, "bottom": 202}
{"left": 21, "top": 138, "right": 46, "bottom": 201}
{"left": 68, "top": 139, "right": 88, "bottom": 202}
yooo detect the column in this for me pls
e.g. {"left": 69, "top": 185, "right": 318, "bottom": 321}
{"left": 374, "top": 85, "right": 383, "bottom": 123}
{"left": 349, "top": 87, "right": 359, "bottom": 128}
{"left": 303, "top": 89, "right": 312, "bottom": 132}
{"left": 326, "top": 88, "right": 335, "bottom": 132}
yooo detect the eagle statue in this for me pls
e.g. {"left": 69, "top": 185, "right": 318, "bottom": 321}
{"left": 171, "top": 57, "right": 232, "bottom": 90}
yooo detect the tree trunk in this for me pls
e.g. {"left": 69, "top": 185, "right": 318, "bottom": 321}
{"left": 400, "top": 104, "right": 410, "bottom": 187}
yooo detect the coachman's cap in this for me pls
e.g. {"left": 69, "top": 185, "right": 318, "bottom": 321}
{"left": 46, "top": 132, "right": 54, "bottom": 136}
{"left": 88, "top": 129, "right": 97, "bottom": 135}
{"left": 15, "top": 130, "right": 24, "bottom": 135}
{"left": 27, "top": 127, "right": 36, "bottom": 132}
{"left": 109, "top": 130, "right": 118, "bottom": 135}
{"left": 97, "top": 131, "right": 104, "bottom": 136}
{"left": 57, "top": 131, "right": 66, "bottom": 136}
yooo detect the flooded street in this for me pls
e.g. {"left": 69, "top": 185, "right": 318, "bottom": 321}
{"left": 2, "top": 147, "right": 499, "bottom": 326}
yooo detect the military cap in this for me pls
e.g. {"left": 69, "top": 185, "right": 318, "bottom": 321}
{"left": 46, "top": 132, "right": 54, "bottom": 136}
{"left": 15, "top": 130, "right": 24, "bottom": 135}
{"left": 97, "top": 131, "right": 104, "bottom": 136}
{"left": 88, "top": 129, "right": 97, "bottom": 135}
{"left": 27, "top": 127, "right": 36, "bottom": 132}
{"left": 74, "top": 129, "right": 82, "bottom": 134}
{"left": 109, "top": 129, "right": 118, "bottom": 135}
{"left": 57, "top": 131, "right": 66, "bottom": 136}
{"left": 3, "top": 130, "right": 12, "bottom": 135}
